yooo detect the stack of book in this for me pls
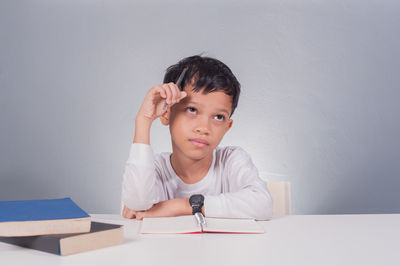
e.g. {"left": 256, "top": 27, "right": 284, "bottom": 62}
{"left": 0, "top": 198, "right": 123, "bottom": 256}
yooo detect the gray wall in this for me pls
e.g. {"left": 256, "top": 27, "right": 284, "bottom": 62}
{"left": 1, "top": 0, "right": 399, "bottom": 214}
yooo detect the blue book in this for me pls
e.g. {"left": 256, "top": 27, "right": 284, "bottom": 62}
{"left": 0, "top": 198, "right": 91, "bottom": 237}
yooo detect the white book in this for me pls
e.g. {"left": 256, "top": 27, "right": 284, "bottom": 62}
{"left": 141, "top": 215, "right": 264, "bottom": 234}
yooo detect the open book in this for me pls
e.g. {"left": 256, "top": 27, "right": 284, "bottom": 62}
{"left": 141, "top": 215, "right": 264, "bottom": 234}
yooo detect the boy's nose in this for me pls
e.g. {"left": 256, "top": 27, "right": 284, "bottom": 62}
{"left": 195, "top": 127, "right": 210, "bottom": 135}
{"left": 194, "top": 118, "right": 210, "bottom": 135}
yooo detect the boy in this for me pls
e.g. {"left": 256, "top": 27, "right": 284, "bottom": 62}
{"left": 121, "top": 55, "right": 272, "bottom": 220}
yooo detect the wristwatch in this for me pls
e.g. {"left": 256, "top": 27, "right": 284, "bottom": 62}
{"left": 189, "top": 194, "right": 204, "bottom": 215}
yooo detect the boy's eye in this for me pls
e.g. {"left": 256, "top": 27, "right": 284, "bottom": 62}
{"left": 186, "top": 107, "right": 197, "bottom": 114}
{"left": 214, "top": 114, "right": 225, "bottom": 122}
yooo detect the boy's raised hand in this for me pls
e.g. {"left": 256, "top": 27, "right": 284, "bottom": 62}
{"left": 137, "top": 83, "right": 187, "bottom": 122}
{"left": 134, "top": 83, "right": 187, "bottom": 144}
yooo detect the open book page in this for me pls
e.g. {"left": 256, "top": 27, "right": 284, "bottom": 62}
{"left": 203, "top": 217, "right": 264, "bottom": 234}
{"left": 141, "top": 216, "right": 265, "bottom": 234}
{"left": 141, "top": 215, "right": 201, "bottom": 234}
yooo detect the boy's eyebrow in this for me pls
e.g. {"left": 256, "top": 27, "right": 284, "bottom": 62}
{"left": 187, "top": 101, "right": 230, "bottom": 115}
{"left": 216, "top": 108, "right": 230, "bottom": 115}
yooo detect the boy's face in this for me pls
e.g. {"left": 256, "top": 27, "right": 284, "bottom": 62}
{"left": 162, "top": 85, "right": 233, "bottom": 161}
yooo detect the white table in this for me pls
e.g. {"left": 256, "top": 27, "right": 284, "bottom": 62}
{"left": 1, "top": 214, "right": 399, "bottom": 266}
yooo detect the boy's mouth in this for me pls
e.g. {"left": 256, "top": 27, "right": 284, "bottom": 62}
{"left": 189, "top": 138, "right": 209, "bottom": 148}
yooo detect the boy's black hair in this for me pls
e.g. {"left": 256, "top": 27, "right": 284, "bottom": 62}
{"left": 163, "top": 55, "right": 241, "bottom": 116}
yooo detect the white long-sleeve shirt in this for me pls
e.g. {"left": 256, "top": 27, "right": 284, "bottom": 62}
{"left": 121, "top": 143, "right": 273, "bottom": 220}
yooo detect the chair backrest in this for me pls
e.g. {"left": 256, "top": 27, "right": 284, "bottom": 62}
{"left": 266, "top": 181, "right": 292, "bottom": 216}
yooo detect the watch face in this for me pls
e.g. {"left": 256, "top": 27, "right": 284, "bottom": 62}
{"left": 190, "top": 194, "right": 204, "bottom": 206}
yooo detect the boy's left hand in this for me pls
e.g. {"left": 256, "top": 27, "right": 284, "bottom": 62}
{"left": 135, "top": 198, "right": 191, "bottom": 220}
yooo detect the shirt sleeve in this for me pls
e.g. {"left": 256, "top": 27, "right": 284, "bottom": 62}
{"left": 121, "top": 143, "right": 163, "bottom": 211}
{"left": 203, "top": 147, "right": 273, "bottom": 220}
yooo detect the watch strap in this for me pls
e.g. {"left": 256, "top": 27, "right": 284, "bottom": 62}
{"left": 192, "top": 205, "right": 202, "bottom": 215}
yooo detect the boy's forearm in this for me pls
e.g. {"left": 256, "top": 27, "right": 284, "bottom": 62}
{"left": 175, "top": 198, "right": 205, "bottom": 216}
{"left": 133, "top": 115, "right": 153, "bottom": 144}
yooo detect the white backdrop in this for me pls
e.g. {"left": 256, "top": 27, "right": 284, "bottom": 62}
{"left": 1, "top": 0, "right": 399, "bottom": 214}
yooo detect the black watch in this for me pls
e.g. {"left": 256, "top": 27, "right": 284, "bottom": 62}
{"left": 189, "top": 194, "right": 204, "bottom": 215}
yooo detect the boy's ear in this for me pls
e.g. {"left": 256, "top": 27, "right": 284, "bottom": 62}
{"left": 225, "top": 119, "right": 233, "bottom": 132}
{"left": 159, "top": 108, "right": 170, "bottom": 126}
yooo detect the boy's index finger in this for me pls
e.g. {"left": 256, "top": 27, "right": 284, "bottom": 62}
{"left": 163, "top": 67, "right": 188, "bottom": 110}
